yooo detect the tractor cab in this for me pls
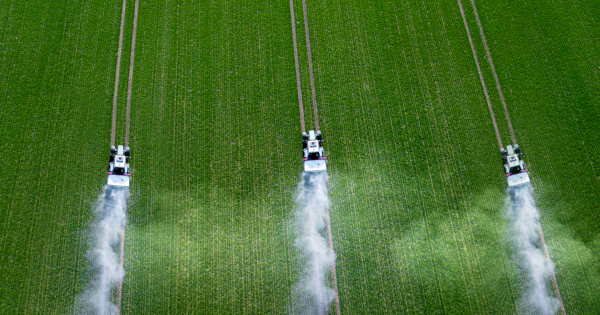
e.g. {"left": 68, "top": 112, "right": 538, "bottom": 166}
{"left": 108, "top": 145, "right": 131, "bottom": 187}
{"left": 302, "top": 130, "right": 326, "bottom": 172}
{"left": 501, "top": 144, "right": 529, "bottom": 187}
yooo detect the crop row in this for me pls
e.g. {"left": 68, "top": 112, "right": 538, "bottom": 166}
{"left": 0, "top": 0, "right": 598, "bottom": 313}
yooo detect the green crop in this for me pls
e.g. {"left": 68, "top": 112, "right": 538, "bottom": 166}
{"left": 0, "top": 0, "right": 598, "bottom": 313}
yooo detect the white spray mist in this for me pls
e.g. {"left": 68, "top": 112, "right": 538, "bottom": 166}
{"left": 76, "top": 185, "right": 127, "bottom": 315}
{"left": 507, "top": 183, "right": 560, "bottom": 315}
{"left": 291, "top": 171, "right": 336, "bottom": 315}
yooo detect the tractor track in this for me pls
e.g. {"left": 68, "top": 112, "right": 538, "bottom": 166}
{"left": 289, "top": 0, "right": 305, "bottom": 133}
{"left": 459, "top": 1, "right": 565, "bottom": 313}
{"left": 110, "top": 1, "right": 127, "bottom": 311}
{"left": 124, "top": 0, "right": 139, "bottom": 148}
{"left": 107, "top": 0, "right": 139, "bottom": 313}
{"left": 537, "top": 219, "right": 566, "bottom": 315}
{"left": 457, "top": 0, "right": 503, "bottom": 150}
{"left": 117, "top": 0, "right": 139, "bottom": 314}
{"left": 326, "top": 212, "right": 341, "bottom": 315}
{"left": 289, "top": 1, "right": 340, "bottom": 314}
{"left": 110, "top": 0, "right": 127, "bottom": 147}
{"left": 469, "top": 0, "right": 517, "bottom": 146}
{"left": 116, "top": 223, "right": 126, "bottom": 313}
{"left": 301, "top": 0, "right": 320, "bottom": 132}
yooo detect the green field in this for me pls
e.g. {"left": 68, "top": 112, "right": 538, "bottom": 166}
{"left": 1, "top": 0, "right": 599, "bottom": 313}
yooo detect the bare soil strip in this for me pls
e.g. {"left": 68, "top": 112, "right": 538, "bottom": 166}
{"left": 116, "top": 224, "right": 126, "bottom": 313}
{"left": 111, "top": 0, "right": 128, "bottom": 147}
{"left": 457, "top": 0, "right": 503, "bottom": 150}
{"left": 289, "top": 0, "right": 306, "bottom": 133}
{"left": 301, "top": 0, "right": 319, "bottom": 131}
{"left": 537, "top": 220, "right": 567, "bottom": 315}
{"left": 326, "top": 212, "right": 341, "bottom": 315}
{"left": 469, "top": 0, "right": 517, "bottom": 146}
{"left": 124, "top": 0, "right": 139, "bottom": 148}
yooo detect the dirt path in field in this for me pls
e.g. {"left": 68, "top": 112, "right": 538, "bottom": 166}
{"left": 111, "top": 0, "right": 128, "bottom": 147}
{"left": 124, "top": 0, "right": 139, "bottom": 148}
{"left": 457, "top": 0, "right": 503, "bottom": 150}
{"left": 326, "top": 212, "right": 341, "bottom": 315}
{"left": 289, "top": 0, "right": 306, "bottom": 133}
{"left": 116, "top": 224, "right": 126, "bottom": 312}
{"left": 301, "top": 0, "right": 320, "bottom": 132}
{"left": 537, "top": 220, "right": 566, "bottom": 315}
{"left": 469, "top": 0, "right": 517, "bottom": 146}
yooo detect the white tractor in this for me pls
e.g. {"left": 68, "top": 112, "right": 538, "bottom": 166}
{"left": 302, "top": 130, "right": 326, "bottom": 172}
{"left": 501, "top": 144, "right": 529, "bottom": 187}
{"left": 107, "top": 145, "right": 131, "bottom": 187}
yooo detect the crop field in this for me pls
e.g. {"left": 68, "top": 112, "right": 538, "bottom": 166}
{"left": 0, "top": 0, "right": 599, "bottom": 314}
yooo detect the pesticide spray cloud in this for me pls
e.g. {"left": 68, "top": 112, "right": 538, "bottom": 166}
{"left": 76, "top": 185, "right": 127, "bottom": 315}
{"left": 291, "top": 171, "right": 336, "bottom": 315}
{"left": 507, "top": 183, "right": 560, "bottom": 315}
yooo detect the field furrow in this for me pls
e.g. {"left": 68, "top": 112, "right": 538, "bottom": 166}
{"left": 0, "top": 0, "right": 599, "bottom": 313}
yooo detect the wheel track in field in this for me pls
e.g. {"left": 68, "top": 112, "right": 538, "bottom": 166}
{"left": 301, "top": 0, "right": 320, "bottom": 132}
{"left": 457, "top": 0, "right": 503, "bottom": 150}
{"left": 111, "top": 0, "right": 127, "bottom": 310}
{"left": 469, "top": 0, "right": 516, "bottom": 146}
{"left": 289, "top": 0, "right": 340, "bottom": 314}
{"left": 117, "top": 0, "right": 139, "bottom": 313}
{"left": 111, "top": 1, "right": 127, "bottom": 312}
{"left": 325, "top": 211, "right": 341, "bottom": 315}
{"left": 111, "top": 0, "right": 127, "bottom": 147}
{"left": 289, "top": 0, "right": 306, "bottom": 133}
{"left": 537, "top": 219, "right": 566, "bottom": 315}
{"left": 108, "top": 0, "right": 139, "bottom": 313}
{"left": 459, "top": 1, "right": 565, "bottom": 313}
{"left": 124, "top": 0, "right": 139, "bottom": 148}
